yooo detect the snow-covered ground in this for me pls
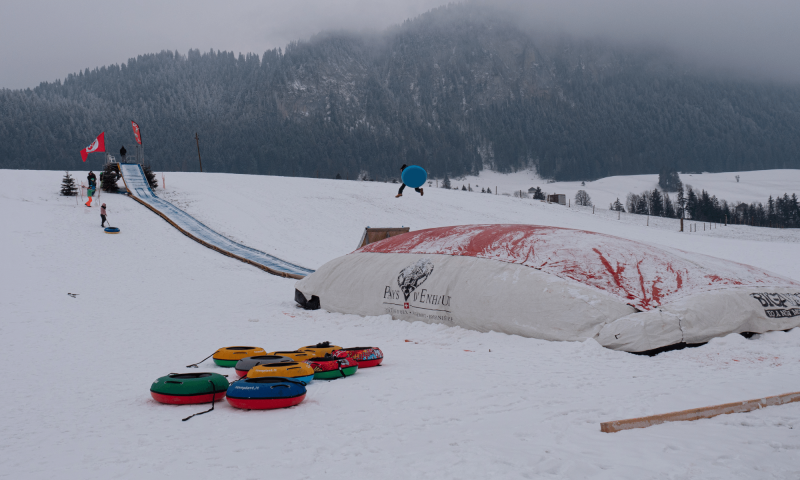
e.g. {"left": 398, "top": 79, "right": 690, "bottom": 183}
{"left": 453, "top": 168, "right": 800, "bottom": 209}
{"left": 2, "top": 168, "right": 799, "bottom": 479}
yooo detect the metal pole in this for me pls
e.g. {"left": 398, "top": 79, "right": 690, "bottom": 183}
{"left": 195, "top": 133, "right": 203, "bottom": 172}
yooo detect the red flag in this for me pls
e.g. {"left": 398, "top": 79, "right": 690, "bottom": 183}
{"left": 80, "top": 132, "right": 105, "bottom": 162}
{"left": 131, "top": 120, "right": 142, "bottom": 145}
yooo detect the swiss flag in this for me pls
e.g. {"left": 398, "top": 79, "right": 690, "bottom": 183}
{"left": 80, "top": 132, "right": 105, "bottom": 161}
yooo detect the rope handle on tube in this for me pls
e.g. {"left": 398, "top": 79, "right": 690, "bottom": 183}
{"left": 187, "top": 350, "right": 219, "bottom": 368}
{"left": 182, "top": 380, "right": 217, "bottom": 421}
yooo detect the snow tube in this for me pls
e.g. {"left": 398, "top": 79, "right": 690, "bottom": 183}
{"left": 226, "top": 377, "right": 307, "bottom": 410}
{"left": 299, "top": 341, "right": 342, "bottom": 357}
{"left": 234, "top": 355, "right": 293, "bottom": 378}
{"left": 304, "top": 356, "right": 358, "bottom": 380}
{"left": 332, "top": 347, "right": 384, "bottom": 368}
{"left": 213, "top": 346, "right": 266, "bottom": 367}
{"left": 295, "top": 224, "right": 800, "bottom": 353}
{"left": 150, "top": 372, "right": 229, "bottom": 405}
{"left": 401, "top": 165, "right": 427, "bottom": 189}
{"left": 104, "top": 227, "right": 120, "bottom": 234}
{"left": 266, "top": 350, "right": 315, "bottom": 361}
{"left": 247, "top": 361, "right": 315, "bottom": 384}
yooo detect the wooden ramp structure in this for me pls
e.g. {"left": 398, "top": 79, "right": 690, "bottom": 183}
{"left": 357, "top": 227, "right": 410, "bottom": 249}
{"left": 601, "top": 390, "right": 800, "bottom": 433}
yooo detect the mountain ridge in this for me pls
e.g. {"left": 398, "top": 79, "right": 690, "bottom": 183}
{"left": 1, "top": 3, "right": 799, "bottom": 180}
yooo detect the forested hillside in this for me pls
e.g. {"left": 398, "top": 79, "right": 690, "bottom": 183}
{"left": 1, "top": 4, "right": 799, "bottom": 180}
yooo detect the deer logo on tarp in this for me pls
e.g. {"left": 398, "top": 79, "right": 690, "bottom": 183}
{"left": 398, "top": 258, "right": 434, "bottom": 301}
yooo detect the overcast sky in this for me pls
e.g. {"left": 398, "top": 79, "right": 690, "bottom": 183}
{"left": 1, "top": 0, "right": 799, "bottom": 89}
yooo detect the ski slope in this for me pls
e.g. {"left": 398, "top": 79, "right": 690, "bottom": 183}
{"left": 118, "top": 163, "right": 312, "bottom": 278}
{"left": 2, "top": 168, "right": 799, "bottom": 479}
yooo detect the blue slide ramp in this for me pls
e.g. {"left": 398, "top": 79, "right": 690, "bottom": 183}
{"left": 118, "top": 164, "right": 313, "bottom": 279}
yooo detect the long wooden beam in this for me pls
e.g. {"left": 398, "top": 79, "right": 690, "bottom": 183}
{"left": 600, "top": 391, "right": 800, "bottom": 433}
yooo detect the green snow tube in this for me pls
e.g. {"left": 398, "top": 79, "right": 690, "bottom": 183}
{"left": 150, "top": 372, "right": 229, "bottom": 405}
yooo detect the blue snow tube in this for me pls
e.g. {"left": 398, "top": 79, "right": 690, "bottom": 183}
{"left": 104, "top": 227, "right": 120, "bottom": 234}
{"left": 226, "top": 377, "right": 307, "bottom": 410}
{"left": 401, "top": 165, "right": 427, "bottom": 189}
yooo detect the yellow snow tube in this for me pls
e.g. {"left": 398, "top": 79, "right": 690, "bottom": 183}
{"left": 213, "top": 346, "right": 266, "bottom": 367}
{"left": 247, "top": 361, "right": 315, "bottom": 383}
{"left": 266, "top": 350, "right": 316, "bottom": 361}
{"left": 300, "top": 342, "right": 342, "bottom": 357}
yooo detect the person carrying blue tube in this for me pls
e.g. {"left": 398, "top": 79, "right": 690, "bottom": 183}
{"left": 396, "top": 164, "right": 424, "bottom": 198}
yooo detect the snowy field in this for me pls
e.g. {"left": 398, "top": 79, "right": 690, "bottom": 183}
{"left": 454, "top": 168, "right": 800, "bottom": 209}
{"left": 2, "top": 168, "right": 800, "bottom": 479}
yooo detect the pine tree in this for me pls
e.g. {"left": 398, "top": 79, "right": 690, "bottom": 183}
{"left": 142, "top": 164, "right": 159, "bottom": 190}
{"left": 486, "top": 187, "right": 492, "bottom": 194}
{"left": 100, "top": 164, "right": 120, "bottom": 193}
{"left": 442, "top": 174, "right": 451, "bottom": 189}
{"left": 481, "top": 188, "right": 486, "bottom": 193}
{"left": 532, "top": 186, "right": 545, "bottom": 200}
{"left": 462, "top": 185, "right": 467, "bottom": 191}
{"left": 650, "top": 188, "right": 663, "bottom": 216}
{"left": 686, "top": 186, "right": 698, "bottom": 219}
{"left": 335, "top": 173, "right": 342, "bottom": 179}
{"left": 611, "top": 198, "right": 625, "bottom": 212}
{"left": 676, "top": 183, "right": 686, "bottom": 218}
{"left": 663, "top": 194, "right": 675, "bottom": 218}
{"left": 60, "top": 171, "right": 77, "bottom": 196}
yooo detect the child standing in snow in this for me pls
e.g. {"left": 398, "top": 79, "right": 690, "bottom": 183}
{"left": 85, "top": 185, "right": 95, "bottom": 207}
{"left": 396, "top": 164, "right": 424, "bottom": 198}
{"left": 100, "top": 203, "right": 107, "bottom": 227}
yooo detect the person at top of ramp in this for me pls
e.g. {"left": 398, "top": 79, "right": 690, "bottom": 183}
{"left": 120, "top": 146, "right": 127, "bottom": 163}
{"left": 396, "top": 164, "right": 424, "bottom": 198}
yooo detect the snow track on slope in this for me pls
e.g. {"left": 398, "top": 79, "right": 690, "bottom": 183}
{"left": 118, "top": 163, "right": 313, "bottom": 278}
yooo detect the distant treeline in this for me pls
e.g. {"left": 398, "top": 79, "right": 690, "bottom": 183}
{"left": 611, "top": 172, "right": 800, "bottom": 228}
{"left": 2, "top": 4, "right": 800, "bottom": 180}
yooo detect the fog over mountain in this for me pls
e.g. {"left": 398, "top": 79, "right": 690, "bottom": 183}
{"left": 1, "top": 3, "right": 799, "bottom": 180}
{"left": 2, "top": 0, "right": 799, "bottom": 89}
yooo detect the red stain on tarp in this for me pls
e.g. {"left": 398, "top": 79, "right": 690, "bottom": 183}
{"left": 357, "top": 224, "right": 799, "bottom": 310}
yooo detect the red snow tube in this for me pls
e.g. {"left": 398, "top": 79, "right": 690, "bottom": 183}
{"left": 150, "top": 391, "right": 226, "bottom": 405}
{"left": 226, "top": 395, "right": 306, "bottom": 410}
{"left": 332, "top": 347, "right": 384, "bottom": 368}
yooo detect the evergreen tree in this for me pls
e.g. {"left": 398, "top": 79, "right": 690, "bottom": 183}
{"left": 650, "top": 188, "right": 663, "bottom": 216}
{"left": 442, "top": 174, "right": 451, "bottom": 189}
{"left": 60, "top": 171, "right": 77, "bottom": 196}
{"left": 676, "top": 183, "right": 686, "bottom": 218}
{"left": 462, "top": 185, "right": 467, "bottom": 191}
{"left": 100, "top": 164, "right": 120, "bottom": 193}
{"left": 335, "top": 173, "right": 342, "bottom": 179}
{"left": 686, "top": 187, "right": 698, "bottom": 219}
{"left": 531, "top": 186, "right": 545, "bottom": 200}
{"left": 481, "top": 188, "right": 485, "bottom": 193}
{"left": 610, "top": 198, "right": 625, "bottom": 212}
{"left": 658, "top": 167, "right": 682, "bottom": 192}
{"left": 486, "top": 187, "right": 492, "bottom": 194}
{"left": 767, "top": 195, "right": 776, "bottom": 225}
{"left": 142, "top": 164, "right": 159, "bottom": 190}
{"left": 663, "top": 194, "right": 675, "bottom": 218}
{"left": 636, "top": 194, "right": 649, "bottom": 215}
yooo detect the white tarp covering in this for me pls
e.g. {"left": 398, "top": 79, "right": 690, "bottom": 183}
{"left": 296, "top": 224, "right": 800, "bottom": 352}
